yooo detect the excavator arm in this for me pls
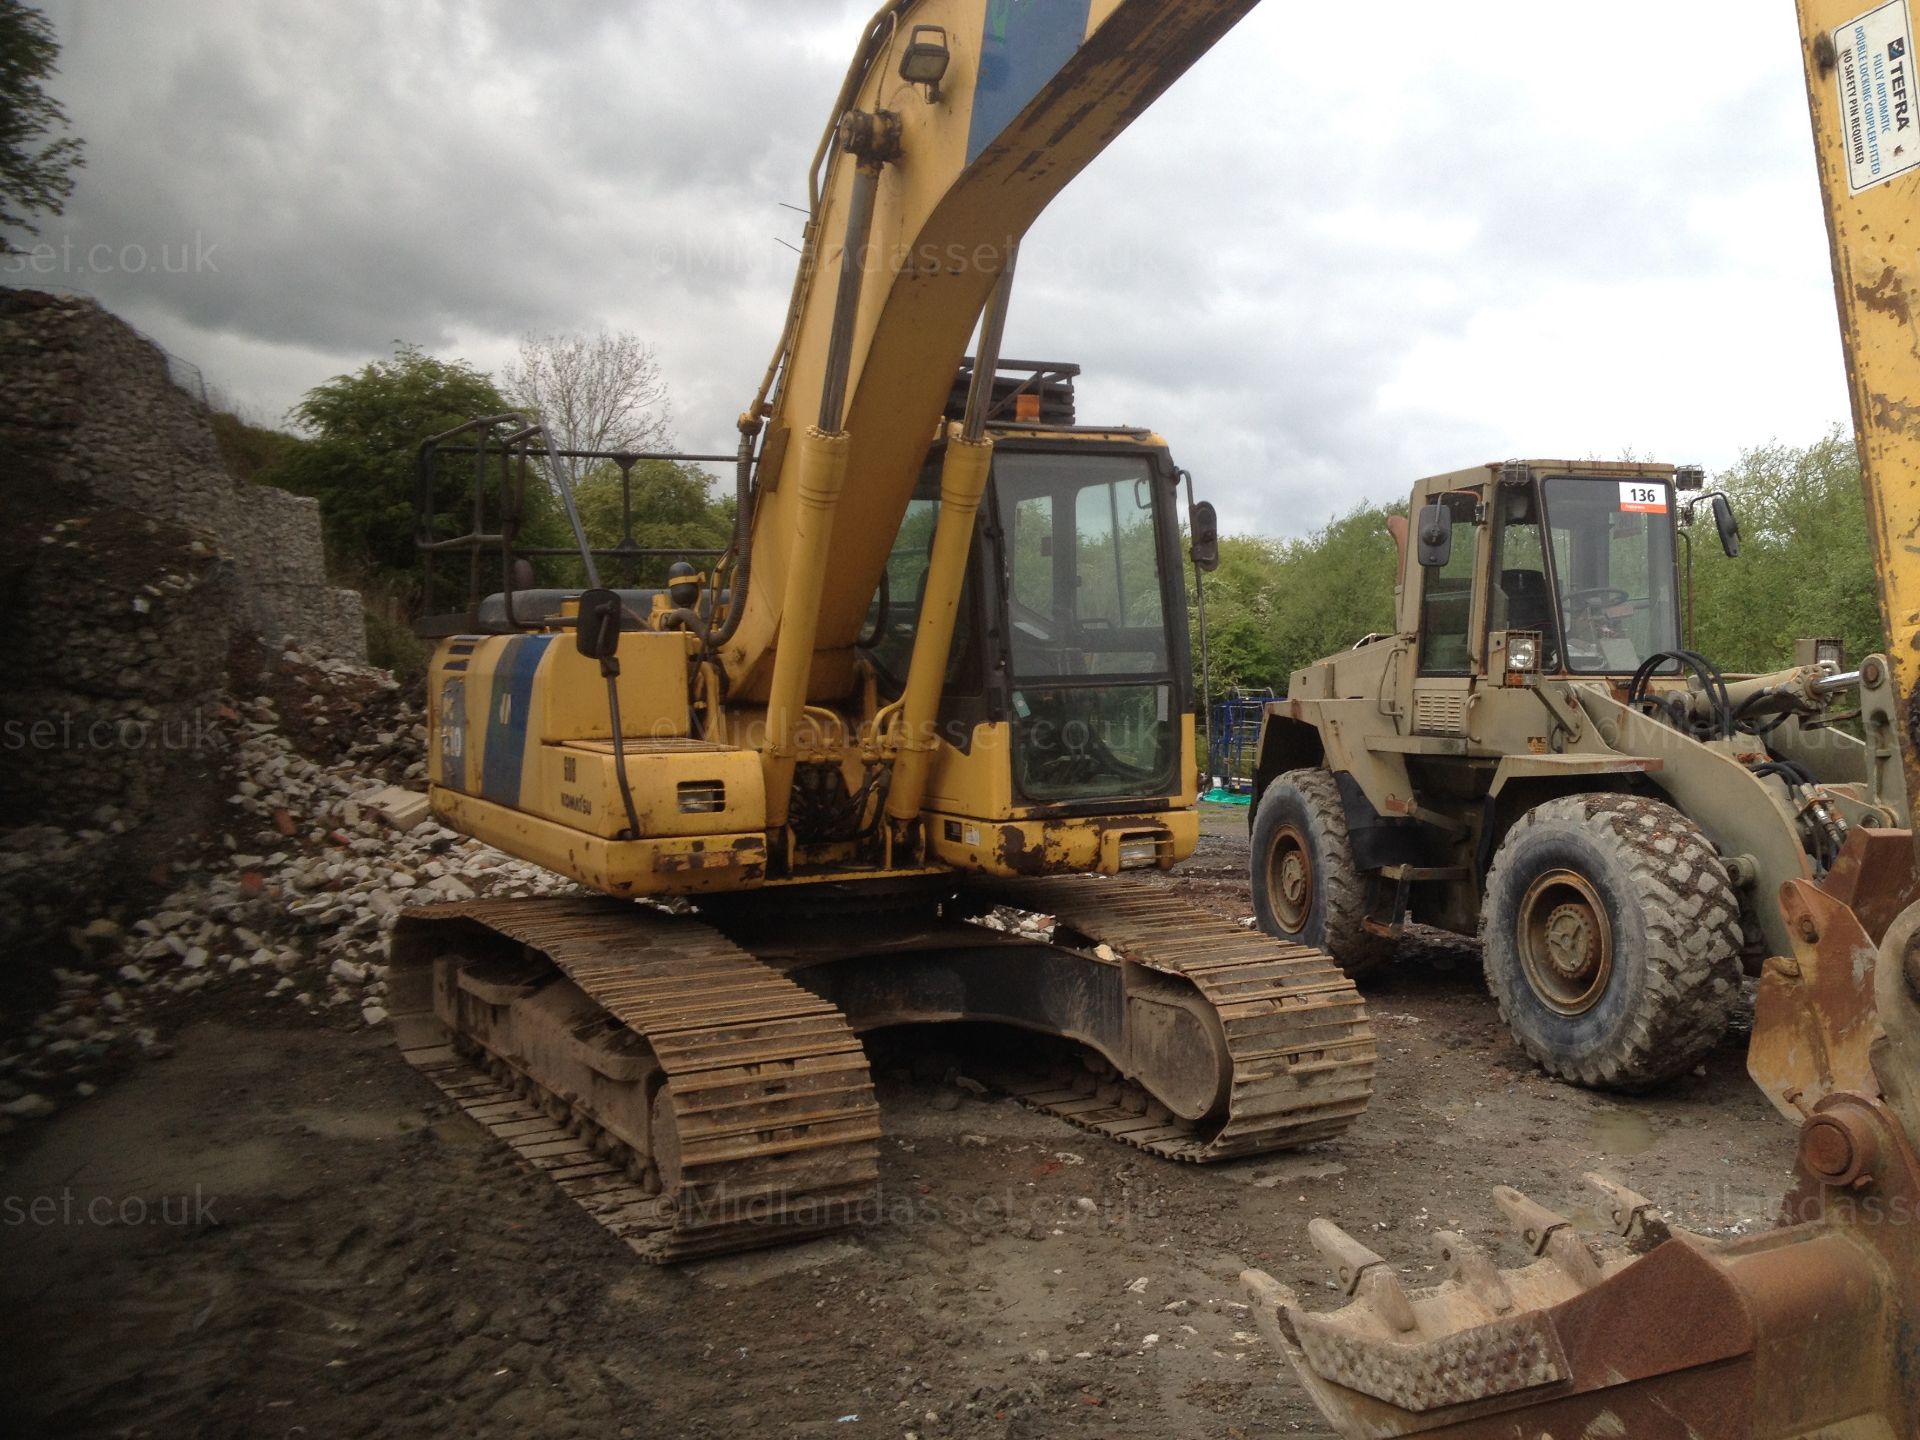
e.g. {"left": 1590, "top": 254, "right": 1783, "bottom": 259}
{"left": 1247, "top": 3, "right": 1920, "bottom": 1434}
{"left": 718, "top": 0, "right": 1255, "bottom": 707}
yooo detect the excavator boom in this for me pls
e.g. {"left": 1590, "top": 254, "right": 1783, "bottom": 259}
{"left": 725, "top": 0, "right": 1256, "bottom": 704}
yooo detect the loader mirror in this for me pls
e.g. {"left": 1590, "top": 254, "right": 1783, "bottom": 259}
{"left": 1712, "top": 494, "right": 1741, "bottom": 559}
{"left": 1189, "top": 500, "right": 1220, "bottom": 574}
{"left": 575, "top": 587, "right": 623, "bottom": 661}
{"left": 1416, "top": 502, "right": 1453, "bottom": 569}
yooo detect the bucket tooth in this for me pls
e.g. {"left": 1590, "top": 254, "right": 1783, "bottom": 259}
{"left": 1307, "top": 1218, "right": 1417, "bottom": 1333}
{"left": 1432, "top": 1230, "right": 1514, "bottom": 1315}
{"left": 1240, "top": 1267, "right": 1300, "bottom": 1358}
{"left": 1492, "top": 1183, "right": 1566, "bottom": 1252}
{"left": 1583, "top": 1172, "right": 1671, "bottom": 1246}
{"left": 1492, "top": 1184, "right": 1602, "bottom": 1288}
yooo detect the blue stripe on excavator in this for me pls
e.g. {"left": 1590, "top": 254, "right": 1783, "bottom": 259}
{"left": 480, "top": 634, "right": 551, "bottom": 805}
{"left": 967, "top": 0, "right": 1096, "bottom": 166}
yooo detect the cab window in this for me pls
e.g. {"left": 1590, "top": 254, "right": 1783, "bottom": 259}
{"left": 1417, "top": 493, "right": 1480, "bottom": 675}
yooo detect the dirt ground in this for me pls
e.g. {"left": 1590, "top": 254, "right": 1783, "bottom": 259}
{"left": 0, "top": 808, "right": 1798, "bottom": 1439}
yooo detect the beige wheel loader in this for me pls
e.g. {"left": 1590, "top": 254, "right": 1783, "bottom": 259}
{"left": 1248, "top": 457, "right": 1904, "bottom": 1090}
{"left": 1246, "top": 1, "right": 1920, "bottom": 1432}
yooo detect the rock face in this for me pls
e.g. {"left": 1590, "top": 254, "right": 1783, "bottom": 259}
{"left": 0, "top": 287, "right": 367, "bottom": 972}
{"left": 0, "top": 287, "right": 364, "bottom": 661}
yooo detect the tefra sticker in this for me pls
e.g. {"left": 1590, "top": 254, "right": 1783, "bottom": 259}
{"left": 1619, "top": 482, "right": 1668, "bottom": 514}
{"left": 1835, "top": 0, "right": 1918, "bottom": 193}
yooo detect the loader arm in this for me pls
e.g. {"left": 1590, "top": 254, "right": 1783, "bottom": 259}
{"left": 1247, "top": 4, "right": 1920, "bottom": 1434}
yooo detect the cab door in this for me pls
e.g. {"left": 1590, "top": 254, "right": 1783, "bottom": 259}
{"left": 1409, "top": 488, "right": 1487, "bottom": 738}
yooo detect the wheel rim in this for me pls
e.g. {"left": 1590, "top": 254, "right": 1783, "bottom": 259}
{"left": 1516, "top": 869, "right": 1613, "bottom": 1015}
{"left": 1266, "top": 823, "right": 1313, "bottom": 933}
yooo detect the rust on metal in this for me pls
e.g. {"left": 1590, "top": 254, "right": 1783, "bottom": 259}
{"left": 1249, "top": 931, "right": 1920, "bottom": 1438}
{"left": 1750, "top": 877, "right": 1883, "bottom": 1121}
{"left": 1798, "top": 1103, "right": 1880, "bottom": 1188}
{"left": 1814, "top": 824, "right": 1920, "bottom": 943}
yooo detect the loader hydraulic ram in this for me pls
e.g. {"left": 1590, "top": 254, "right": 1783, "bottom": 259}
{"left": 1243, "top": 2, "right": 1920, "bottom": 1434}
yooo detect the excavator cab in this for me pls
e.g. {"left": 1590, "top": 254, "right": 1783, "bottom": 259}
{"left": 865, "top": 364, "right": 1195, "bottom": 813}
{"left": 994, "top": 441, "right": 1187, "bottom": 803}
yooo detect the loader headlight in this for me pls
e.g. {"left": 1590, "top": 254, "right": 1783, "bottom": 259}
{"left": 1816, "top": 639, "right": 1843, "bottom": 670}
{"left": 1507, "top": 632, "right": 1541, "bottom": 674}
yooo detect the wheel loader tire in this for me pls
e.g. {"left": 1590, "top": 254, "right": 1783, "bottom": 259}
{"left": 1480, "top": 793, "right": 1742, "bottom": 1091}
{"left": 1251, "top": 768, "right": 1394, "bottom": 978}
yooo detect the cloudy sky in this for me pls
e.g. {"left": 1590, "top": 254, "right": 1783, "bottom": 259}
{"left": 19, "top": 0, "right": 1852, "bottom": 538}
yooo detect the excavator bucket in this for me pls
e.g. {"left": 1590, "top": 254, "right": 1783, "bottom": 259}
{"left": 1244, "top": 897, "right": 1920, "bottom": 1437}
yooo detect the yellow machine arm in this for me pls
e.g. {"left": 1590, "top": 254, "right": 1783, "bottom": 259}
{"left": 1811, "top": 3, "right": 1920, "bottom": 811}
{"left": 717, "top": 0, "right": 1254, "bottom": 709}
{"left": 1249, "top": 4, "right": 1920, "bottom": 1434}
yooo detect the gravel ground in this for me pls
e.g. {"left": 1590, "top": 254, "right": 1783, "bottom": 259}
{"left": 0, "top": 809, "right": 1798, "bottom": 1439}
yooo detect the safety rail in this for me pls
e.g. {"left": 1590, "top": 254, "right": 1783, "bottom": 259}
{"left": 413, "top": 414, "right": 728, "bottom": 637}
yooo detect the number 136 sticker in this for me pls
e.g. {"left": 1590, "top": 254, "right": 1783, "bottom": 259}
{"left": 1620, "top": 483, "right": 1668, "bottom": 514}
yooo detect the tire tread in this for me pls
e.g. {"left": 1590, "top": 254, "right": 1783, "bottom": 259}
{"left": 1481, "top": 793, "right": 1740, "bottom": 1090}
{"left": 1253, "top": 768, "right": 1394, "bottom": 977}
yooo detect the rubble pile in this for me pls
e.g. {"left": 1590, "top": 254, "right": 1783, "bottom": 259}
{"left": 264, "top": 645, "right": 425, "bottom": 780}
{"left": 0, "top": 646, "right": 577, "bottom": 1133}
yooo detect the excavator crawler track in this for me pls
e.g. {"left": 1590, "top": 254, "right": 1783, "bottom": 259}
{"left": 965, "top": 879, "right": 1376, "bottom": 1160}
{"left": 389, "top": 898, "right": 883, "bottom": 1263}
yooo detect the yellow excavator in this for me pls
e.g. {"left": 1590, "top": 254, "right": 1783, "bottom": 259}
{"left": 389, "top": 0, "right": 1376, "bottom": 1263}
{"left": 1246, "top": 1, "right": 1920, "bottom": 1434}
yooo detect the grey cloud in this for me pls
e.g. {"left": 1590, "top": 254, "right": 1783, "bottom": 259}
{"left": 27, "top": 0, "right": 1851, "bottom": 540}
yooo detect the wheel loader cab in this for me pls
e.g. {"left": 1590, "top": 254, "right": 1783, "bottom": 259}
{"left": 1407, "top": 465, "right": 1685, "bottom": 683}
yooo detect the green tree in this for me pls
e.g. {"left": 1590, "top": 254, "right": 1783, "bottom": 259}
{"left": 1191, "top": 503, "right": 1403, "bottom": 696}
{"left": 1689, "top": 429, "right": 1884, "bottom": 672}
{"left": 565, "top": 458, "right": 734, "bottom": 588}
{"left": 0, "top": 1, "right": 83, "bottom": 252}
{"left": 270, "top": 343, "right": 525, "bottom": 580}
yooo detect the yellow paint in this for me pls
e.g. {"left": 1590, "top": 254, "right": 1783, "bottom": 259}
{"left": 531, "top": 741, "right": 764, "bottom": 842}
{"left": 432, "top": 786, "right": 768, "bottom": 897}
{"left": 534, "top": 634, "right": 695, "bottom": 743}
{"left": 1797, "top": 2, "right": 1920, "bottom": 820}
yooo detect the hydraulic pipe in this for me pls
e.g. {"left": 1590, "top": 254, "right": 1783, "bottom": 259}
{"left": 763, "top": 426, "right": 851, "bottom": 830}
{"left": 818, "top": 157, "right": 883, "bottom": 434}
{"left": 884, "top": 429, "right": 993, "bottom": 825}
{"left": 762, "top": 120, "right": 891, "bottom": 837}
{"left": 885, "top": 258, "right": 1017, "bottom": 826}
{"left": 961, "top": 251, "right": 1017, "bottom": 442}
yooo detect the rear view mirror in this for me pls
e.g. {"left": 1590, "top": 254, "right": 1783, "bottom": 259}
{"left": 575, "top": 587, "right": 623, "bottom": 661}
{"left": 1415, "top": 502, "right": 1453, "bottom": 569}
{"left": 1189, "top": 500, "right": 1220, "bottom": 574}
{"left": 1712, "top": 494, "right": 1741, "bottom": 559}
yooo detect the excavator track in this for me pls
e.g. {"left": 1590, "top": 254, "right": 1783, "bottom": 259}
{"left": 389, "top": 898, "right": 882, "bottom": 1263}
{"left": 964, "top": 878, "right": 1376, "bottom": 1161}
